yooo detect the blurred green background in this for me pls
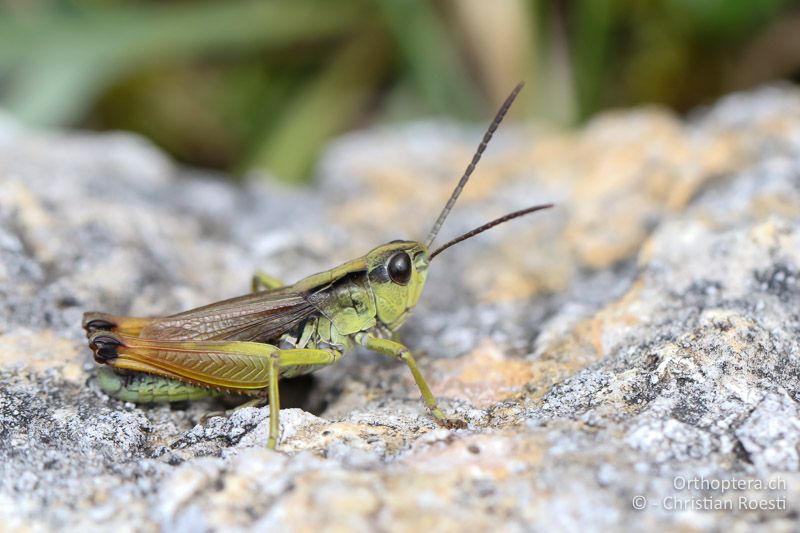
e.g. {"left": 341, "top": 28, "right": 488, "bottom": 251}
{"left": 2, "top": 0, "right": 799, "bottom": 183}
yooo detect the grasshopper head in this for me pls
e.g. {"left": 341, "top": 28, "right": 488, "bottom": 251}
{"left": 365, "top": 83, "right": 553, "bottom": 331}
{"left": 366, "top": 241, "right": 429, "bottom": 330}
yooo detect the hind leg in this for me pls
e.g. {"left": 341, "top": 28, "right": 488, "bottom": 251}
{"left": 265, "top": 348, "right": 342, "bottom": 448}
{"left": 89, "top": 332, "right": 341, "bottom": 449}
{"left": 82, "top": 312, "right": 150, "bottom": 337}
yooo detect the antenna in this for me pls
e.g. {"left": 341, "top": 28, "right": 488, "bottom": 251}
{"left": 424, "top": 82, "right": 525, "bottom": 248}
{"left": 430, "top": 204, "right": 553, "bottom": 260}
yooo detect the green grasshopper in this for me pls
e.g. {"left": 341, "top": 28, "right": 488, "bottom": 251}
{"left": 83, "top": 83, "right": 552, "bottom": 449}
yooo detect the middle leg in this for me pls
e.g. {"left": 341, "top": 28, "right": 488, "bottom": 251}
{"left": 251, "top": 271, "right": 285, "bottom": 292}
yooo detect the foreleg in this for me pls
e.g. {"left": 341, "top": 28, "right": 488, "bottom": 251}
{"left": 357, "top": 333, "right": 465, "bottom": 428}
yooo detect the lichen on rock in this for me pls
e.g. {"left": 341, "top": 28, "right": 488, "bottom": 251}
{"left": 2, "top": 85, "right": 800, "bottom": 531}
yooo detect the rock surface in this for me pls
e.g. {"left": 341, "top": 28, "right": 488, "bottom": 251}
{"left": 2, "top": 85, "right": 800, "bottom": 531}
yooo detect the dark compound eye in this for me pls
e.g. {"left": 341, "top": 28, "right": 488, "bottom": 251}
{"left": 387, "top": 251, "right": 412, "bottom": 285}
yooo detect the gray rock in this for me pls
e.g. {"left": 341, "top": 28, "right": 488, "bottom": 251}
{"left": 3, "top": 85, "right": 800, "bottom": 531}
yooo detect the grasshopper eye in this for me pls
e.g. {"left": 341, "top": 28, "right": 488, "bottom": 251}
{"left": 387, "top": 252, "right": 411, "bottom": 285}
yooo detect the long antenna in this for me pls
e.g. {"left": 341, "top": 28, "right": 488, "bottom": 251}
{"left": 424, "top": 81, "right": 525, "bottom": 248}
{"left": 430, "top": 204, "right": 553, "bottom": 260}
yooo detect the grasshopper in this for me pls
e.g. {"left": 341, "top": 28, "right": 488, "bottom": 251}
{"left": 83, "top": 83, "right": 552, "bottom": 449}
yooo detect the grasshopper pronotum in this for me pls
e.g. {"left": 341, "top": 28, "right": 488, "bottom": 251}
{"left": 83, "top": 83, "right": 552, "bottom": 449}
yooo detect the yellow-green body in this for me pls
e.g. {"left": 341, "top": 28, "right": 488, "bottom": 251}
{"left": 84, "top": 241, "right": 447, "bottom": 448}
{"left": 82, "top": 82, "right": 549, "bottom": 449}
